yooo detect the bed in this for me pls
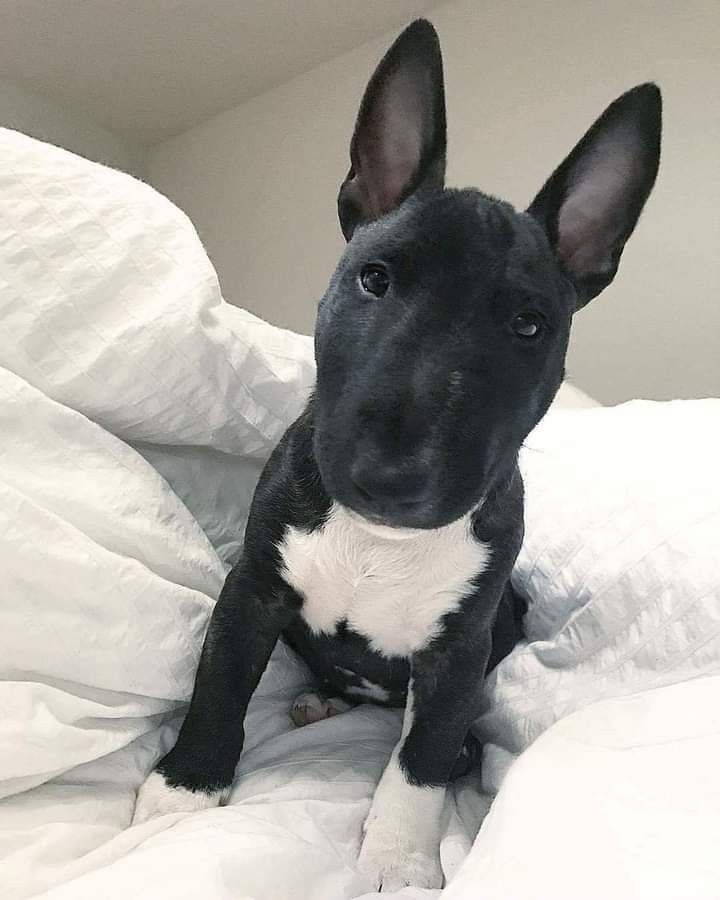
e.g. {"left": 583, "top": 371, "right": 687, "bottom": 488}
{"left": 1, "top": 128, "right": 719, "bottom": 900}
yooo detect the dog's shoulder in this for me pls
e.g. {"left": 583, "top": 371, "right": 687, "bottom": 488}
{"left": 242, "top": 402, "right": 332, "bottom": 579}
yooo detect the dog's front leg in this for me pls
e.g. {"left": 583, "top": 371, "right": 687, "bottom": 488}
{"left": 358, "top": 635, "right": 491, "bottom": 891}
{"left": 133, "top": 564, "right": 296, "bottom": 823}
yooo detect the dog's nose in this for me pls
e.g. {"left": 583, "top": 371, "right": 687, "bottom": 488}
{"left": 349, "top": 456, "right": 430, "bottom": 506}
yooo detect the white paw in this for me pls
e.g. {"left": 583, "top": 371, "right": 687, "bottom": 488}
{"left": 131, "top": 771, "right": 225, "bottom": 826}
{"left": 290, "top": 691, "right": 351, "bottom": 727}
{"left": 358, "top": 816, "right": 443, "bottom": 891}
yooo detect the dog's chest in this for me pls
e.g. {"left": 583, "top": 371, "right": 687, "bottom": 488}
{"left": 279, "top": 505, "right": 490, "bottom": 658}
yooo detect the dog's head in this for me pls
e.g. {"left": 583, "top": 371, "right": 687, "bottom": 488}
{"left": 313, "top": 19, "right": 661, "bottom": 530}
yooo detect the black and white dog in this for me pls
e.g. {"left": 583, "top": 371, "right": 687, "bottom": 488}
{"left": 133, "top": 19, "right": 661, "bottom": 891}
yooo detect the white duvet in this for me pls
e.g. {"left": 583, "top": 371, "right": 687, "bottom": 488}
{"left": 1, "top": 129, "right": 719, "bottom": 900}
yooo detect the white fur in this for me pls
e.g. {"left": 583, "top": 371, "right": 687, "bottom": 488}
{"left": 280, "top": 503, "right": 489, "bottom": 657}
{"left": 334, "top": 666, "right": 392, "bottom": 702}
{"left": 345, "top": 676, "right": 391, "bottom": 703}
{"left": 358, "top": 686, "right": 445, "bottom": 890}
{"left": 132, "top": 771, "right": 226, "bottom": 826}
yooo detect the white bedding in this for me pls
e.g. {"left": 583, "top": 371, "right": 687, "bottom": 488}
{"left": 1, "top": 128, "right": 719, "bottom": 900}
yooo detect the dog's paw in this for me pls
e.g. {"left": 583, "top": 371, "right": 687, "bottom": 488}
{"left": 290, "top": 691, "right": 351, "bottom": 727}
{"left": 358, "top": 818, "right": 443, "bottom": 891}
{"left": 131, "top": 771, "right": 224, "bottom": 825}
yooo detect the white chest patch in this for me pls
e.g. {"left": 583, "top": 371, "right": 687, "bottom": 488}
{"left": 279, "top": 504, "right": 490, "bottom": 658}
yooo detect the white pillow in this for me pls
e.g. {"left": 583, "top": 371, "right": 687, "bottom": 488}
{"left": 0, "top": 127, "right": 314, "bottom": 456}
{"left": 479, "top": 399, "right": 720, "bottom": 790}
{"left": 0, "top": 126, "right": 316, "bottom": 564}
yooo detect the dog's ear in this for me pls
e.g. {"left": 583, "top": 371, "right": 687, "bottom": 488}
{"left": 528, "top": 84, "right": 661, "bottom": 310}
{"left": 338, "top": 19, "right": 446, "bottom": 240}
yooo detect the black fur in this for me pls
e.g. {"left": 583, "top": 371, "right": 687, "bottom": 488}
{"left": 152, "top": 19, "right": 661, "bottom": 806}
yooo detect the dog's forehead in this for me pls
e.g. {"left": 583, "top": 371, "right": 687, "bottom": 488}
{"left": 350, "top": 189, "right": 563, "bottom": 296}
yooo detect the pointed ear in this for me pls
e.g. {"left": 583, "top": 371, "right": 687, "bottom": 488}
{"left": 527, "top": 84, "right": 661, "bottom": 310}
{"left": 338, "top": 19, "right": 447, "bottom": 240}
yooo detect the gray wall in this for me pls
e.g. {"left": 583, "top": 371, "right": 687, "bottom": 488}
{"left": 146, "top": 0, "right": 720, "bottom": 405}
{"left": 0, "top": 79, "right": 144, "bottom": 176}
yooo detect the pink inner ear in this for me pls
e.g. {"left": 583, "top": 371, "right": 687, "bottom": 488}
{"left": 356, "top": 67, "right": 427, "bottom": 217}
{"left": 557, "top": 132, "right": 643, "bottom": 277}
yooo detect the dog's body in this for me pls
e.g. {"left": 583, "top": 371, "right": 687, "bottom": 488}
{"left": 133, "top": 19, "right": 661, "bottom": 891}
{"left": 244, "top": 403, "right": 524, "bottom": 718}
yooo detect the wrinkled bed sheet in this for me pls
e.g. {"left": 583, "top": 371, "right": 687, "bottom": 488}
{"left": 1, "top": 128, "right": 719, "bottom": 900}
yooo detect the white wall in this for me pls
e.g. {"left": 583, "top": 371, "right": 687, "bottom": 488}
{"left": 0, "top": 79, "right": 144, "bottom": 176}
{"left": 146, "top": 0, "right": 720, "bottom": 404}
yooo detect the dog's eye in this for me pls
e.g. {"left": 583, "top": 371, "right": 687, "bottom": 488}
{"left": 512, "top": 312, "right": 543, "bottom": 339}
{"left": 359, "top": 264, "right": 389, "bottom": 297}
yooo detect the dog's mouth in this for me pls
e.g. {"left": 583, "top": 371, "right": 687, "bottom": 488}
{"left": 313, "top": 422, "right": 473, "bottom": 531}
{"left": 334, "top": 478, "right": 458, "bottom": 531}
{"left": 341, "top": 505, "right": 426, "bottom": 540}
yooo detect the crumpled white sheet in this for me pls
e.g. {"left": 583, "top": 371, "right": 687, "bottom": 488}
{"left": 1, "top": 128, "right": 719, "bottom": 900}
{"left": 478, "top": 398, "right": 720, "bottom": 793}
{"left": 444, "top": 673, "right": 720, "bottom": 900}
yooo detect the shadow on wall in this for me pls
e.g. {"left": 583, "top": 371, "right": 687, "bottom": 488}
{"left": 0, "top": 78, "right": 144, "bottom": 177}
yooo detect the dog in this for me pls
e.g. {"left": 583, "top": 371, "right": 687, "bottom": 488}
{"left": 133, "top": 18, "right": 661, "bottom": 891}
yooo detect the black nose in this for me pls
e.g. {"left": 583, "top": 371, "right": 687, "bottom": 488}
{"left": 349, "top": 456, "right": 431, "bottom": 506}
